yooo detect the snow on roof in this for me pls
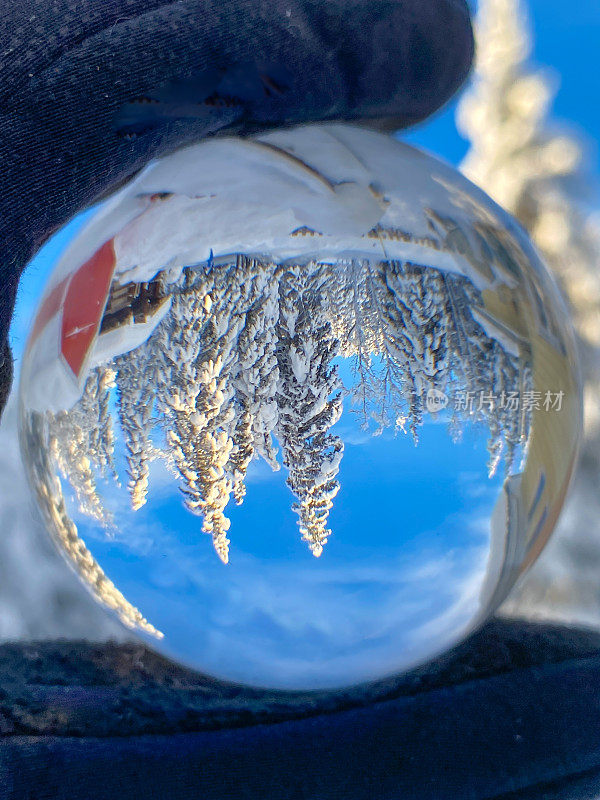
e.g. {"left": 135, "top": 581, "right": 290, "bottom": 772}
{"left": 50, "top": 124, "right": 521, "bottom": 296}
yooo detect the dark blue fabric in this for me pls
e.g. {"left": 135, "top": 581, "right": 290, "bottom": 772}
{"left": 0, "top": 0, "right": 473, "bottom": 414}
{"left": 2, "top": 660, "right": 598, "bottom": 800}
{"left": 2, "top": 621, "right": 600, "bottom": 799}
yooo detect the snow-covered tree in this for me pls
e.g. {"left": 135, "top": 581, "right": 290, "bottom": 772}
{"left": 457, "top": 0, "right": 600, "bottom": 624}
{"left": 115, "top": 339, "right": 160, "bottom": 511}
{"left": 230, "top": 261, "right": 281, "bottom": 502}
{"left": 330, "top": 255, "right": 527, "bottom": 468}
{"left": 276, "top": 264, "right": 344, "bottom": 557}
{"left": 377, "top": 261, "right": 452, "bottom": 440}
{"left": 48, "top": 411, "right": 110, "bottom": 525}
{"left": 47, "top": 368, "right": 117, "bottom": 527}
{"left": 332, "top": 259, "right": 451, "bottom": 441}
{"left": 158, "top": 267, "right": 230, "bottom": 561}
{"left": 22, "top": 410, "right": 162, "bottom": 638}
{"left": 457, "top": 0, "right": 600, "bottom": 436}
{"left": 322, "top": 259, "right": 387, "bottom": 429}
{"left": 158, "top": 256, "right": 259, "bottom": 562}
{"left": 80, "top": 366, "right": 117, "bottom": 479}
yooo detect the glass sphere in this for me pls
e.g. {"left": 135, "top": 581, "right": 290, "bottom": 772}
{"left": 19, "top": 124, "right": 581, "bottom": 689}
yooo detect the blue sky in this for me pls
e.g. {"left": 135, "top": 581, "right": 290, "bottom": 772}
{"left": 12, "top": 0, "right": 600, "bottom": 688}
{"left": 67, "top": 392, "right": 500, "bottom": 688}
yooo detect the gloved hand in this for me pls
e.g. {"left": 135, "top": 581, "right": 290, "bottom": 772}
{"left": 0, "top": 0, "right": 473, "bottom": 416}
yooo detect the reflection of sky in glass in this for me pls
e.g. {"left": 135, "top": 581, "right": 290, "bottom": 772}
{"left": 62, "top": 388, "right": 502, "bottom": 688}
{"left": 14, "top": 203, "right": 514, "bottom": 688}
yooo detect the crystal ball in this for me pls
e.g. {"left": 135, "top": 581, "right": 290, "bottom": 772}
{"left": 19, "top": 124, "right": 582, "bottom": 689}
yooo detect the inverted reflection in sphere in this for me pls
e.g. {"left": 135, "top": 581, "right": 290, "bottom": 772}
{"left": 19, "top": 124, "right": 581, "bottom": 689}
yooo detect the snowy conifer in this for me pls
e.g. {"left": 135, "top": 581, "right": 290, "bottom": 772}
{"left": 47, "top": 409, "right": 112, "bottom": 526}
{"left": 159, "top": 256, "right": 258, "bottom": 562}
{"left": 115, "top": 338, "right": 159, "bottom": 511}
{"left": 79, "top": 366, "right": 117, "bottom": 479}
{"left": 23, "top": 411, "right": 162, "bottom": 638}
{"left": 46, "top": 368, "right": 118, "bottom": 526}
{"left": 231, "top": 260, "right": 281, "bottom": 484}
{"left": 276, "top": 264, "right": 344, "bottom": 557}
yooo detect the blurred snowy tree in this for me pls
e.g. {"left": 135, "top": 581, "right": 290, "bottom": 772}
{"left": 458, "top": 0, "right": 600, "bottom": 624}
{"left": 458, "top": 0, "right": 600, "bottom": 430}
{"left": 116, "top": 341, "right": 157, "bottom": 511}
{"left": 48, "top": 369, "right": 116, "bottom": 527}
